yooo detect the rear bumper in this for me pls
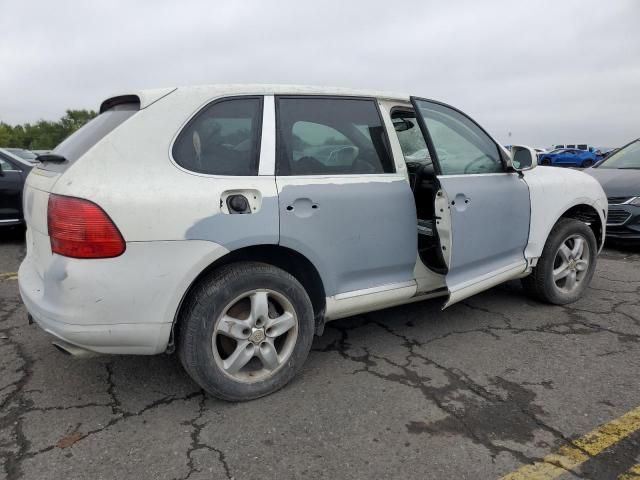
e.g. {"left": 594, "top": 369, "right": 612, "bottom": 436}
{"left": 18, "top": 233, "right": 229, "bottom": 355}
{"left": 19, "top": 256, "right": 172, "bottom": 354}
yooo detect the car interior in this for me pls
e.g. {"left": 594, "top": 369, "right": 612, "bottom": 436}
{"left": 391, "top": 108, "right": 448, "bottom": 274}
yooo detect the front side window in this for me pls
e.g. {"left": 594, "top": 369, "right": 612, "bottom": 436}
{"left": 276, "top": 97, "right": 394, "bottom": 175}
{"left": 173, "top": 97, "right": 263, "bottom": 175}
{"left": 413, "top": 100, "right": 503, "bottom": 175}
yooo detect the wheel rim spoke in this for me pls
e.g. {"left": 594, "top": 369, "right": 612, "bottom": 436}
{"left": 257, "top": 340, "right": 279, "bottom": 370}
{"left": 576, "top": 259, "right": 589, "bottom": 271}
{"left": 223, "top": 341, "right": 255, "bottom": 374}
{"left": 553, "top": 263, "right": 570, "bottom": 281}
{"left": 266, "top": 311, "right": 295, "bottom": 338}
{"left": 564, "top": 270, "right": 577, "bottom": 291}
{"left": 217, "top": 315, "right": 251, "bottom": 340}
{"left": 250, "top": 291, "right": 269, "bottom": 326}
{"left": 558, "top": 244, "right": 572, "bottom": 262}
{"left": 571, "top": 237, "right": 584, "bottom": 258}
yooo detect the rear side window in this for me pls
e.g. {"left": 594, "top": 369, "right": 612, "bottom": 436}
{"left": 173, "top": 97, "right": 263, "bottom": 176}
{"left": 54, "top": 103, "right": 139, "bottom": 163}
{"left": 276, "top": 97, "right": 394, "bottom": 175}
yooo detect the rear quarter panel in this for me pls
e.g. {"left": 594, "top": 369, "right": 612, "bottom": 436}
{"left": 50, "top": 88, "right": 278, "bottom": 245}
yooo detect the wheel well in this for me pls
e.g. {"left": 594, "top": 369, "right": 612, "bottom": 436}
{"left": 168, "top": 245, "right": 326, "bottom": 352}
{"left": 560, "top": 204, "right": 603, "bottom": 249}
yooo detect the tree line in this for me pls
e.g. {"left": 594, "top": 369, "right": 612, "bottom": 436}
{"left": 0, "top": 109, "right": 97, "bottom": 151}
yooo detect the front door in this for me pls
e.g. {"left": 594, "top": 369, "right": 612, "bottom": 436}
{"left": 275, "top": 95, "right": 417, "bottom": 297}
{"left": 411, "top": 98, "right": 531, "bottom": 305}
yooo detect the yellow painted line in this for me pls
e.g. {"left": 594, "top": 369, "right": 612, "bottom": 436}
{"left": 619, "top": 464, "right": 640, "bottom": 480}
{"left": 0, "top": 272, "right": 17, "bottom": 281}
{"left": 500, "top": 405, "right": 640, "bottom": 480}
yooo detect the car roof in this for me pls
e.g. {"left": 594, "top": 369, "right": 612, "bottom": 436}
{"left": 101, "top": 84, "right": 412, "bottom": 112}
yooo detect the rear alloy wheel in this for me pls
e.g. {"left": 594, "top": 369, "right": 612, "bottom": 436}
{"left": 178, "top": 262, "right": 314, "bottom": 401}
{"left": 581, "top": 159, "right": 594, "bottom": 168}
{"left": 212, "top": 289, "right": 298, "bottom": 383}
{"left": 521, "top": 218, "right": 597, "bottom": 304}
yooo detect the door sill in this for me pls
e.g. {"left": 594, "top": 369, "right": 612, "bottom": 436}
{"left": 444, "top": 261, "right": 526, "bottom": 308}
{"left": 325, "top": 281, "right": 417, "bottom": 321}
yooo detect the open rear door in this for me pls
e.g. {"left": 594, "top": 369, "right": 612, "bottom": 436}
{"left": 410, "top": 97, "right": 531, "bottom": 307}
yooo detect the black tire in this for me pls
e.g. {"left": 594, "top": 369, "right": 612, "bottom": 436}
{"left": 521, "top": 218, "right": 597, "bottom": 304}
{"left": 581, "top": 159, "right": 594, "bottom": 168}
{"left": 178, "top": 261, "right": 314, "bottom": 401}
{"left": 541, "top": 158, "right": 552, "bottom": 166}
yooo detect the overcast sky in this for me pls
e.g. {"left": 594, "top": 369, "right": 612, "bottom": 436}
{"left": 1, "top": 0, "right": 639, "bottom": 147}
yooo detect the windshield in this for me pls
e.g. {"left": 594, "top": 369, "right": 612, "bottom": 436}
{"left": 597, "top": 140, "right": 640, "bottom": 169}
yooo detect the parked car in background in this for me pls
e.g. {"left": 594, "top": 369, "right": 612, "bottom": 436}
{"left": 4, "top": 148, "right": 39, "bottom": 164}
{"left": 0, "top": 148, "right": 34, "bottom": 226}
{"left": 553, "top": 144, "right": 593, "bottom": 151}
{"left": 586, "top": 138, "right": 640, "bottom": 243}
{"left": 539, "top": 148, "right": 601, "bottom": 168}
{"left": 19, "top": 85, "right": 606, "bottom": 401}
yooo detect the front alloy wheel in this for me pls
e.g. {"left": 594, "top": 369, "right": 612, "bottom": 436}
{"left": 552, "top": 234, "right": 590, "bottom": 294}
{"left": 521, "top": 218, "right": 597, "bottom": 304}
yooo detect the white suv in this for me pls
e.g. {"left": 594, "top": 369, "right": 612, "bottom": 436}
{"left": 19, "top": 85, "right": 607, "bottom": 400}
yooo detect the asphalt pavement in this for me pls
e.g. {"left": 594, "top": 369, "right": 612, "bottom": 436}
{"left": 1, "top": 227, "right": 639, "bottom": 480}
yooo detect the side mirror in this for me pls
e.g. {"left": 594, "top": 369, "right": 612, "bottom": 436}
{"left": 507, "top": 145, "right": 537, "bottom": 172}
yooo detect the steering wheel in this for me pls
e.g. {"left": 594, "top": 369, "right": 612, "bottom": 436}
{"left": 327, "top": 146, "right": 359, "bottom": 166}
{"left": 295, "top": 156, "right": 326, "bottom": 174}
{"left": 408, "top": 160, "right": 433, "bottom": 191}
{"left": 463, "top": 155, "right": 493, "bottom": 174}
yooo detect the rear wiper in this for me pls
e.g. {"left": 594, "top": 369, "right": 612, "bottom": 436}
{"left": 35, "top": 153, "right": 67, "bottom": 164}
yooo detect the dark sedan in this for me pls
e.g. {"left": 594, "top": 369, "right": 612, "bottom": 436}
{"left": 585, "top": 138, "right": 640, "bottom": 242}
{"left": 0, "top": 148, "right": 34, "bottom": 226}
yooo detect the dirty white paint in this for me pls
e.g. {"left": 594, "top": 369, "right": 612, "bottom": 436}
{"left": 18, "top": 84, "right": 608, "bottom": 356}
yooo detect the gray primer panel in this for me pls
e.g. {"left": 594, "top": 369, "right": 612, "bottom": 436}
{"left": 438, "top": 174, "right": 530, "bottom": 289}
{"left": 278, "top": 180, "right": 417, "bottom": 296}
{"left": 185, "top": 195, "right": 279, "bottom": 250}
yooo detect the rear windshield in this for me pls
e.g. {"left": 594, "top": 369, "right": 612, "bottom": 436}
{"left": 47, "top": 102, "right": 138, "bottom": 168}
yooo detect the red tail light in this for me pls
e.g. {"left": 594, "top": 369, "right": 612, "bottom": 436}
{"left": 47, "top": 194, "right": 125, "bottom": 259}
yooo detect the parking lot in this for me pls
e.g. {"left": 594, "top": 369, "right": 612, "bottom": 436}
{"left": 0, "top": 229, "right": 639, "bottom": 480}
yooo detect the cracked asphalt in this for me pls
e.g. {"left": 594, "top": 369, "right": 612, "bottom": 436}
{"left": 1, "top": 227, "right": 640, "bottom": 479}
